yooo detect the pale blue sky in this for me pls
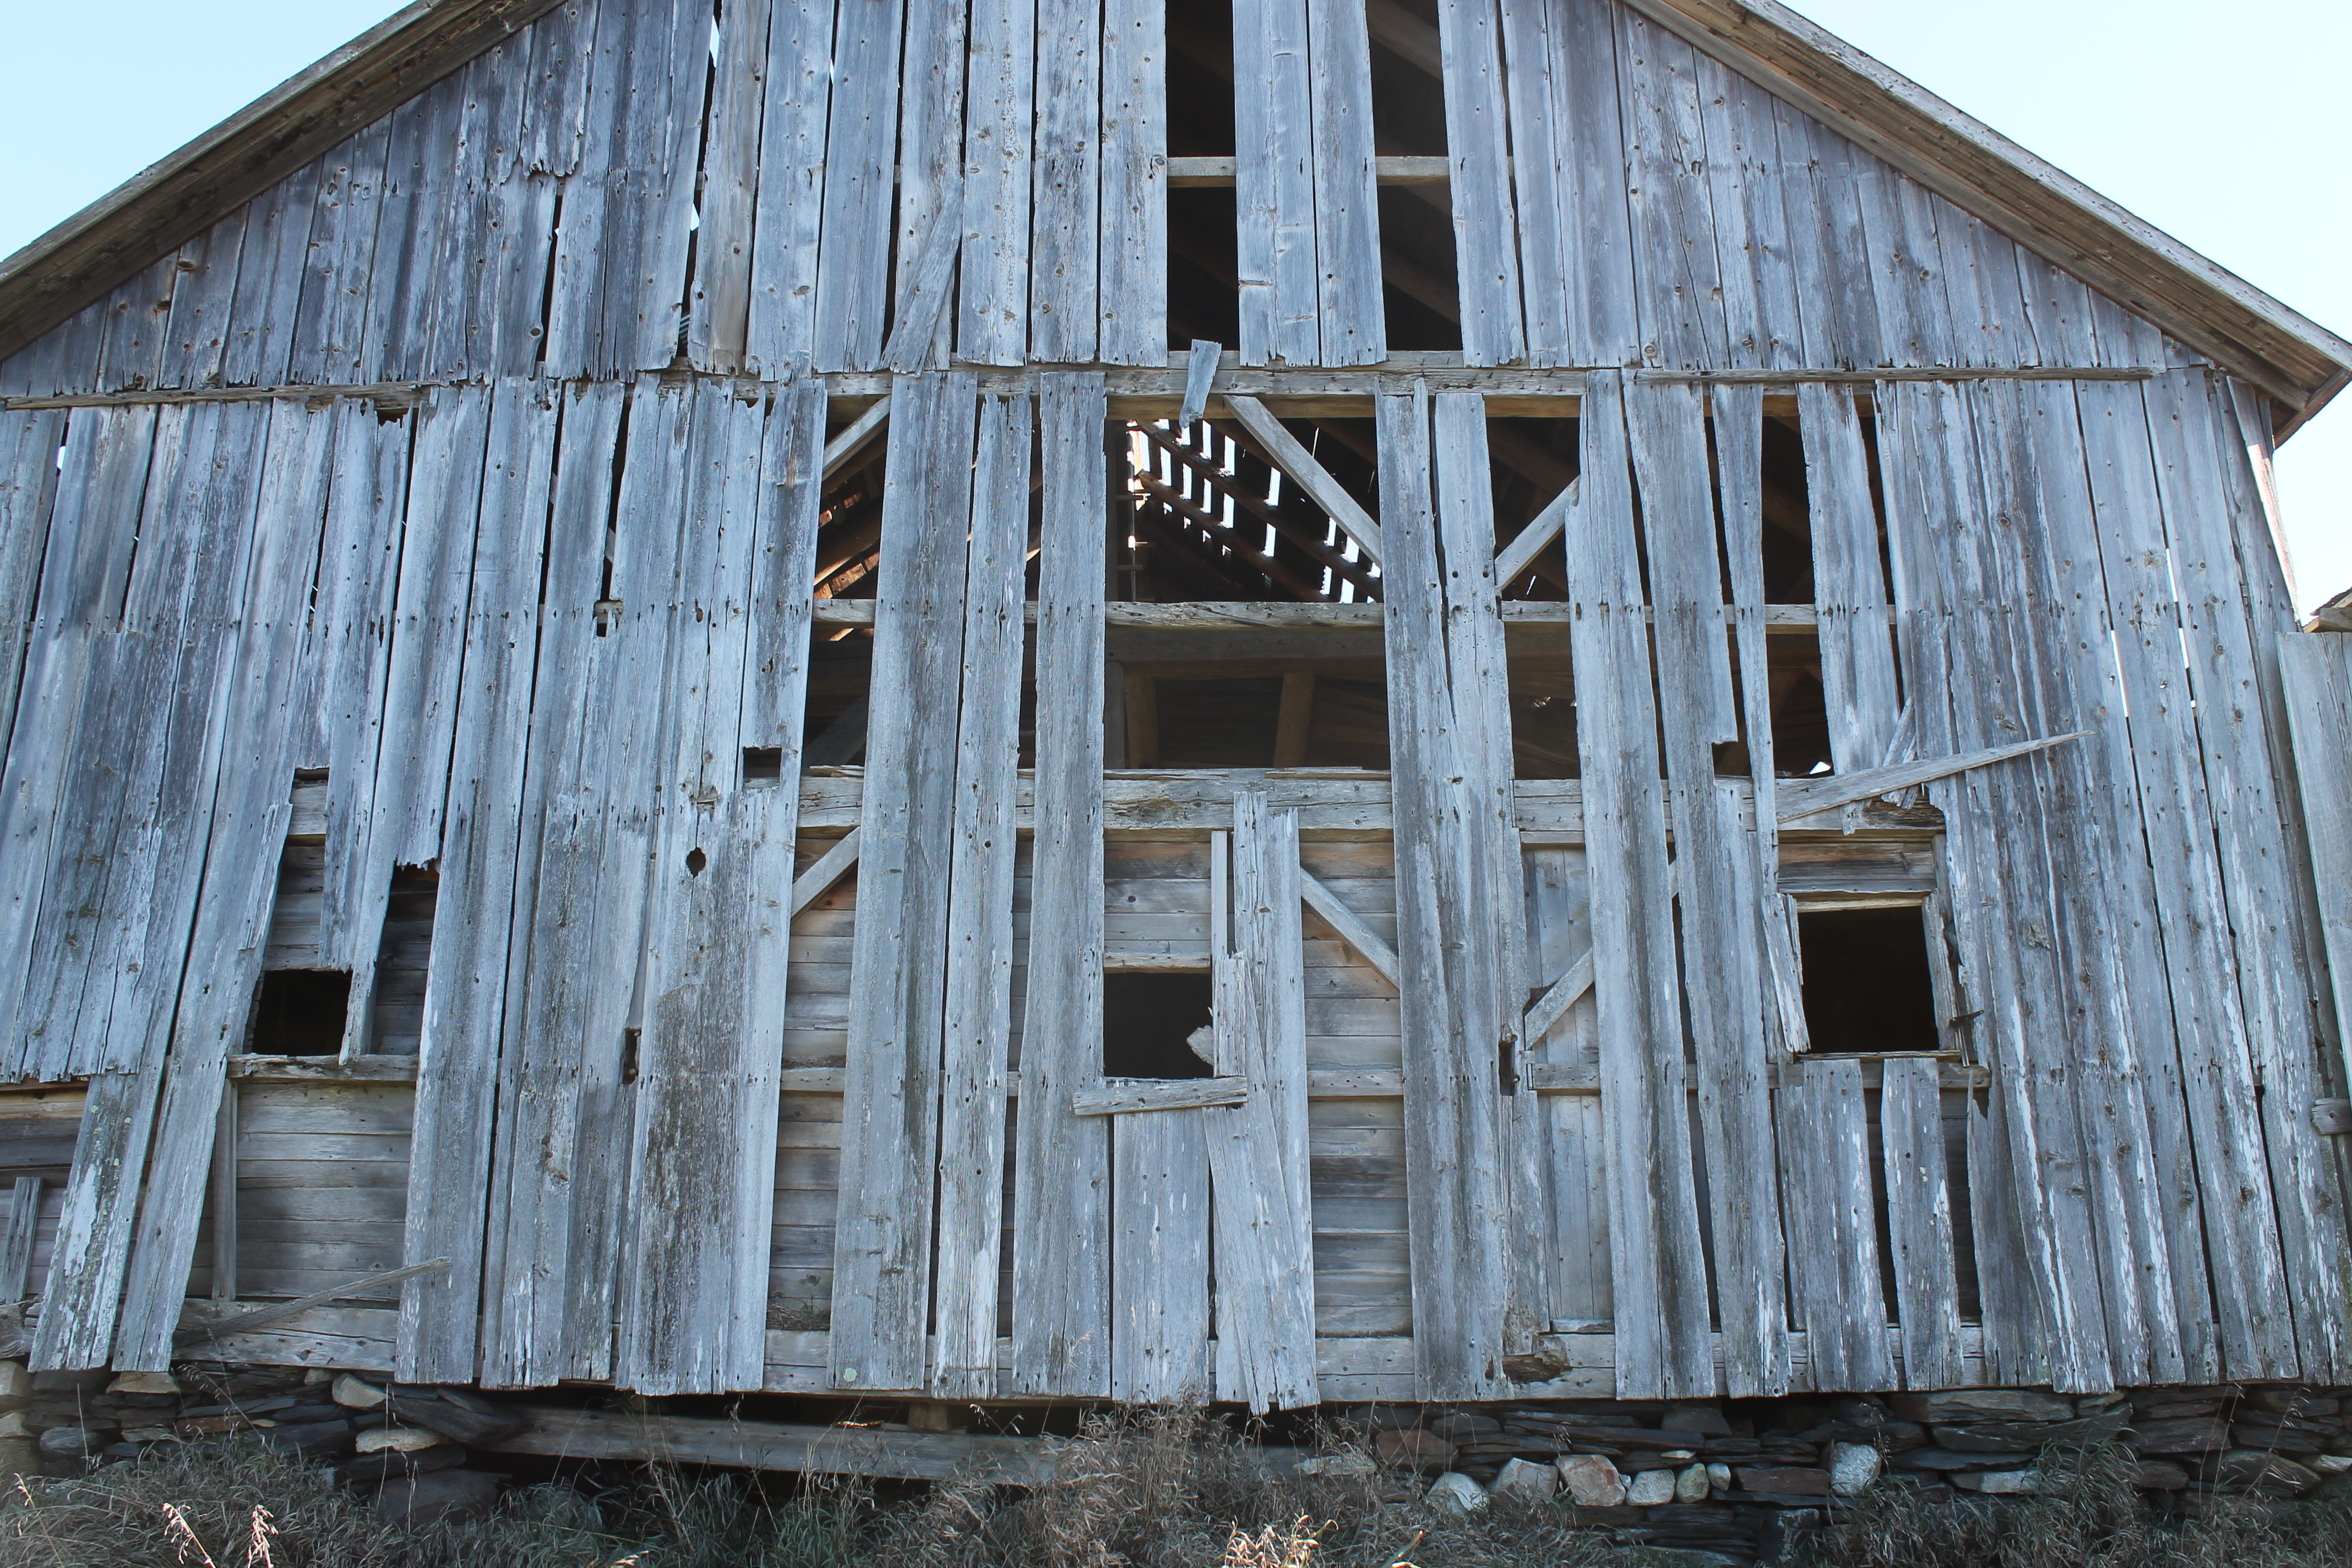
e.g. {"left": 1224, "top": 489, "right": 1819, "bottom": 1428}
{"left": 1, "top": 0, "right": 2342, "bottom": 608}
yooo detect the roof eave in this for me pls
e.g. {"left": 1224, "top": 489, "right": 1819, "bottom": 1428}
{"left": 1622, "top": 0, "right": 2352, "bottom": 429}
{"left": 0, "top": 0, "right": 567, "bottom": 365}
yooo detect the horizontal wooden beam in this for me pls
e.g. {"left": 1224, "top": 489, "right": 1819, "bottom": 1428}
{"left": 811, "top": 600, "right": 1842, "bottom": 631}
{"left": 227, "top": 1054, "right": 420, "bottom": 1082}
{"left": 481, "top": 1407, "right": 1061, "bottom": 1483}
{"left": 1072, "top": 1077, "right": 1249, "bottom": 1115}
{"left": 1168, "top": 154, "right": 1450, "bottom": 187}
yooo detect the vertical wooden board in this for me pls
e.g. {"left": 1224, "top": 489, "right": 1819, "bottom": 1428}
{"left": 1552, "top": 0, "right": 1638, "bottom": 369}
{"left": 1111, "top": 1108, "right": 1212, "bottom": 1401}
{"left": 1799, "top": 384, "right": 1902, "bottom": 771}
{"left": 219, "top": 162, "right": 322, "bottom": 388}
{"left": 812, "top": 0, "right": 904, "bottom": 372}
{"left": 399, "top": 381, "right": 557, "bottom": 1385}
{"left": 85, "top": 262, "right": 171, "bottom": 397}
{"left": 1205, "top": 794, "right": 1317, "bottom": 1411}
{"left": 1234, "top": 0, "right": 1322, "bottom": 367}
{"left": 313, "top": 409, "right": 411, "bottom": 974}
{"left": 83, "top": 401, "right": 273, "bottom": 1084}
{"left": 619, "top": 0, "right": 710, "bottom": 375}
{"left": 618, "top": 384, "right": 798, "bottom": 1395}
{"left": 1012, "top": 372, "right": 1111, "bottom": 1397}
{"left": 960, "top": 0, "right": 1038, "bottom": 366}
{"left": 1562, "top": 371, "right": 1711, "bottom": 1400}
{"left": 1880, "top": 1057, "right": 1963, "bottom": 1389}
{"left": 690, "top": 0, "right": 772, "bottom": 375}
{"left": 156, "top": 214, "right": 248, "bottom": 393}
{"left": 1496, "top": 0, "right": 1567, "bottom": 366}
{"left": 1436, "top": 0, "right": 1525, "bottom": 366}
{"left": 1964, "top": 1081, "right": 2045, "bottom": 1387}
{"left": 1614, "top": 10, "right": 1725, "bottom": 369}
{"left": 1931, "top": 198, "right": 2037, "bottom": 369}
{"left": 29, "top": 1065, "right": 165, "bottom": 1369}
{"left": 1770, "top": 105, "right": 1879, "bottom": 370}
{"left": 0, "top": 410, "right": 67, "bottom": 764}
{"left": 1854, "top": 164, "right": 1953, "bottom": 367}
{"left": 745, "top": 0, "right": 839, "bottom": 375}
{"left": 2282, "top": 633, "right": 2352, "bottom": 1081}
{"left": 357, "top": 94, "right": 446, "bottom": 383}
{"left": 1779, "top": 1058, "right": 1893, "bottom": 1392}
{"left": 520, "top": 0, "right": 598, "bottom": 179}
{"left": 1876, "top": 379, "right": 2114, "bottom": 1392}
{"left": 1697, "top": 59, "right": 1799, "bottom": 371}
{"left": 2070, "top": 378, "right": 2295, "bottom": 1380}
{"left": 113, "top": 404, "right": 333, "bottom": 1368}
{"left": 2015, "top": 253, "right": 2100, "bottom": 367}
{"left": 287, "top": 126, "right": 391, "bottom": 385}
{"left": 1378, "top": 391, "right": 1509, "bottom": 1398}
{"left": 538, "top": 14, "right": 614, "bottom": 382}
{"left": 827, "top": 374, "right": 977, "bottom": 1393}
{"left": 933, "top": 396, "right": 1031, "bottom": 1398}
{"left": 481, "top": 382, "right": 638, "bottom": 1388}
{"left": 1031, "top": 0, "right": 1102, "bottom": 364}
{"left": 2010, "top": 377, "right": 2198, "bottom": 1385}
{"left": 1099, "top": 0, "right": 1168, "bottom": 366}
{"left": 892, "top": 0, "right": 970, "bottom": 372}
{"left": 0, "top": 1178, "right": 41, "bottom": 1317}
{"left": 0, "top": 407, "right": 153, "bottom": 1075}
{"left": 2143, "top": 372, "right": 2352, "bottom": 1380}
{"left": 1626, "top": 379, "right": 1785, "bottom": 1396}
{"left": 1306, "top": 0, "right": 1385, "bottom": 366}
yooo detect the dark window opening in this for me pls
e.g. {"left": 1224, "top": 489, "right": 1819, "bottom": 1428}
{"left": 1120, "top": 417, "right": 1380, "bottom": 606}
{"left": 249, "top": 970, "right": 351, "bottom": 1057}
{"left": 1796, "top": 905, "right": 1941, "bottom": 1055}
{"left": 1103, "top": 971, "right": 1215, "bottom": 1080}
{"left": 802, "top": 640, "right": 872, "bottom": 768}
{"left": 371, "top": 864, "right": 439, "bottom": 1055}
{"left": 1767, "top": 630, "right": 1833, "bottom": 780}
{"left": 743, "top": 747, "right": 783, "bottom": 783}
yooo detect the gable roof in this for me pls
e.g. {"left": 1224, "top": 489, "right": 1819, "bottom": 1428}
{"left": 3, "top": 0, "right": 2344, "bottom": 434}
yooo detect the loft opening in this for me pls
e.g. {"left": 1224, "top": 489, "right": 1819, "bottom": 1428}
{"left": 1793, "top": 898, "right": 1942, "bottom": 1057}
{"left": 1103, "top": 970, "right": 1215, "bottom": 1080}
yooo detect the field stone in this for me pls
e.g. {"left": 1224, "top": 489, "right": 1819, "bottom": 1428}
{"left": 1488, "top": 1457, "right": 1555, "bottom": 1503}
{"left": 1673, "top": 1463, "right": 1709, "bottom": 1502}
{"left": 1293, "top": 1452, "right": 1375, "bottom": 1478}
{"left": 2128, "top": 1417, "right": 2233, "bottom": 1454}
{"left": 357, "top": 1426, "right": 445, "bottom": 1454}
{"left": 1830, "top": 1442, "right": 1882, "bottom": 1495}
{"left": 1889, "top": 1446, "right": 2034, "bottom": 1472}
{"left": 333, "top": 1375, "right": 387, "bottom": 1410}
{"left": 1705, "top": 1462, "right": 1730, "bottom": 1493}
{"left": 1424, "top": 1472, "right": 1487, "bottom": 1515}
{"left": 1556, "top": 1453, "right": 1626, "bottom": 1506}
{"left": 1888, "top": 1390, "right": 2073, "bottom": 1425}
{"left": 104, "top": 1371, "right": 178, "bottom": 1397}
{"left": 2210, "top": 1450, "right": 2318, "bottom": 1495}
{"left": 1375, "top": 1429, "right": 1456, "bottom": 1470}
{"left": 374, "top": 1468, "right": 503, "bottom": 1529}
{"left": 2309, "top": 1454, "right": 2352, "bottom": 1474}
{"left": 1934, "top": 1413, "right": 2127, "bottom": 1451}
{"left": 1660, "top": 1405, "right": 1734, "bottom": 1438}
{"left": 1626, "top": 1467, "right": 1678, "bottom": 1505}
{"left": 35, "top": 1427, "right": 102, "bottom": 1458}
{"left": 2127, "top": 1460, "right": 2190, "bottom": 1491}
{"left": 1975, "top": 1470, "right": 2041, "bottom": 1496}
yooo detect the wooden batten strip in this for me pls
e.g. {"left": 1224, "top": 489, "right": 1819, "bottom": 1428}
{"left": 1223, "top": 395, "right": 1384, "bottom": 562}
{"left": 1298, "top": 868, "right": 1400, "bottom": 987}
{"left": 1522, "top": 951, "right": 1594, "bottom": 1047}
{"left": 1010, "top": 372, "right": 1112, "bottom": 1397}
{"left": 1076, "top": 1078, "right": 1249, "bottom": 1117}
{"left": 789, "top": 830, "right": 863, "bottom": 919}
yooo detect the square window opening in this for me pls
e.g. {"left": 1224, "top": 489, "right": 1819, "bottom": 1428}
{"left": 249, "top": 969, "right": 352, "bottom": 1057}
{"left": 1103, "top": 970, "right": 1215, "bottom": 1080}
{"left": 1795, "top": 903, "right": 1941, "bottom": 1055}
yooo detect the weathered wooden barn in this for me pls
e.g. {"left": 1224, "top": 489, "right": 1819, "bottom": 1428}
{"left": 2, "top": 0, "right": 2351, "bottom": 1427}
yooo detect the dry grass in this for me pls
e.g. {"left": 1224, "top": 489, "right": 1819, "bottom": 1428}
{"left": 0, "top": 1412, "right": 1610, "bottom": 1568}
{"left": 1800, "top": 1443, "right": 2352, "bottom": 1568}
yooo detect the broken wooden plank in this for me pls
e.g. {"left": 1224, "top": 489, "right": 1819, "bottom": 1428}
{"left": 1224, "top": 395, "right": 1384, "bottom": 562}
{"left": 1773, "top": 732, "right": 2087, "bottom": 824}
{"left": 1010, "top": 372, "right": 1113, "bottom": 1398}
{"left": 2281, "top": 633, "right": 2352, "bottom": 1090}
{"left": 1801, "top": 383, "right": 1904, "bottom": 778}
{"left": 1074, "top": 1079, "right": 1250, "bottom": 1116}
{"left": 182, "top": 1258, "right": 450, "bottom": 1348}
{"left": 483, "top": 1407, "right": 1059, "bottom": 1484}
{"left": 1204, "top": 796, "right": 1317, "bottom": 1411}
{"left": 813, "top": 0, "right": 906, "bottom": 372}
{"left": 1777, "top": 1057, "right": 1896, "bottom": 1392}
{"left": 0, "top": 1178, "right": 41, "bottom": 1317}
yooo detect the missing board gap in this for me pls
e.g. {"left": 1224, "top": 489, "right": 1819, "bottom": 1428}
{"left": 1103, "top": 971, "right": 1215, "bottom": 1080}
{"left": 248, "top": 969, "right": 352, "bottom": 1057}
{"left": 1795, "top": 901, "right": 1941, "bottom": 1057}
